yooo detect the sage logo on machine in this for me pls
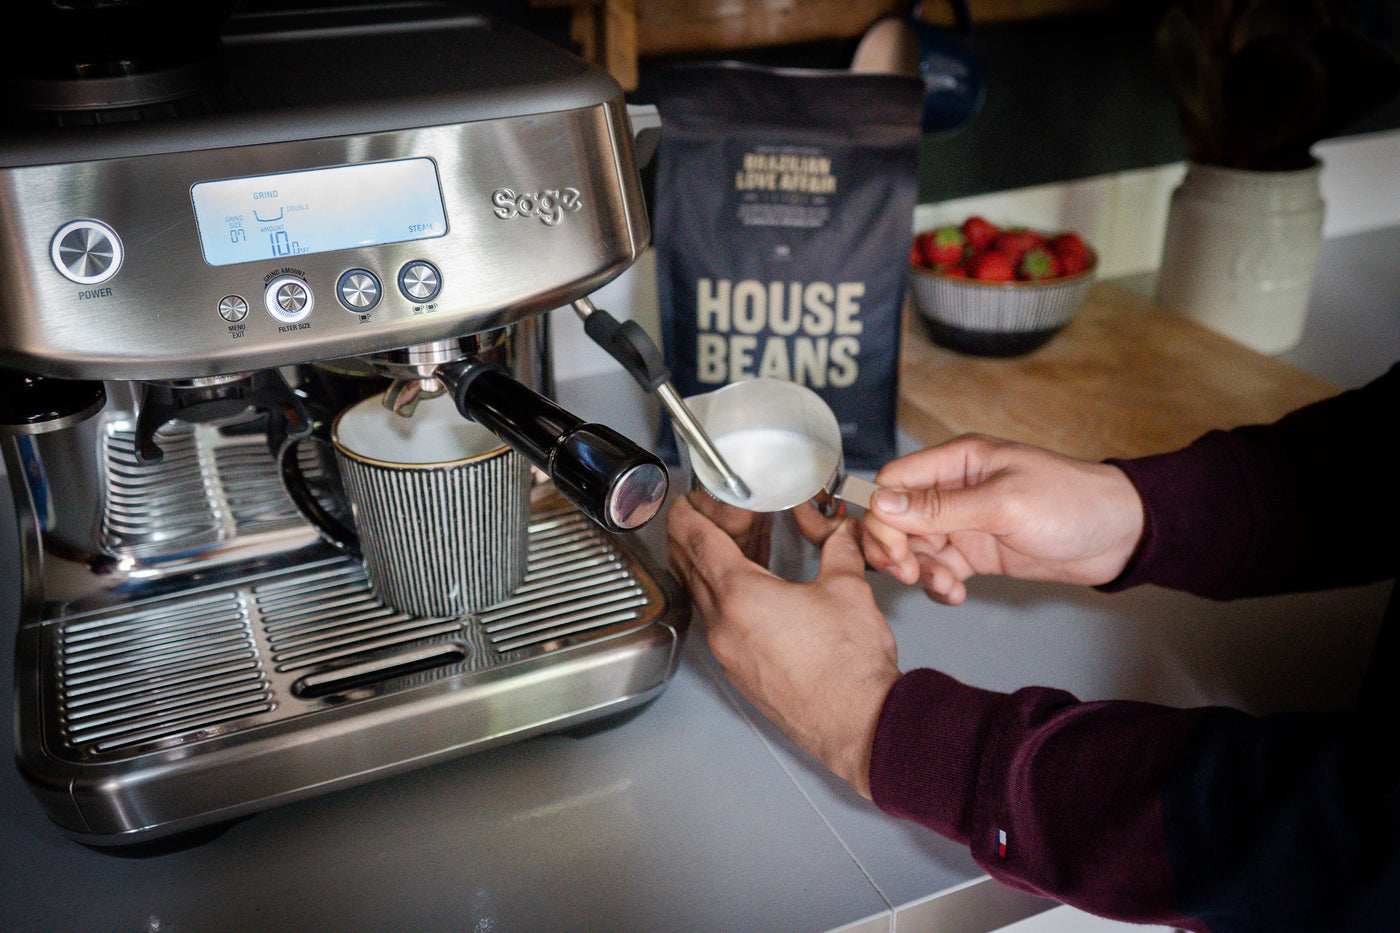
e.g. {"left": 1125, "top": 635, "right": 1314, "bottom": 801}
{"left": 491, "top": 187, "right": 583, "bottom": 225}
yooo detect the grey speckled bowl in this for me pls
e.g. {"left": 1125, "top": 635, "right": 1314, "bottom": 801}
{"left": 908, "top": 255, "right": 1096, "bottom": 357}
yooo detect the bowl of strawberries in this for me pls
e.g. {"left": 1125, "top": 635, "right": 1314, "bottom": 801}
{"left": 908, "top": 216, "right": 1096, "bottom": 357}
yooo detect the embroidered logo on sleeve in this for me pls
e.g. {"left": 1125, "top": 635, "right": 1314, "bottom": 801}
{"left": 997, "top": 828, "right": 1008, "bottom": 858}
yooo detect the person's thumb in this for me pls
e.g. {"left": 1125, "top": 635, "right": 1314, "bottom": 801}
{"left": 669, "top": 495, "right": 747, "bottom": 573}
{"left": 869, "top": 484, "right": 989, "bottom": 536}
{"left": 819, "top": 517, "right": 867, "bottom": 577}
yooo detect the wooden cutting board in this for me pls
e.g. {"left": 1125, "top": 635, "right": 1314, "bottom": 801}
{"left": 897, "top": 280, "right": 1339, "bottom": 462}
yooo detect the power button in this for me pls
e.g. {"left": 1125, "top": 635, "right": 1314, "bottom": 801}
{"left": 51, "top": 219, "right": 123, "bottom": 285}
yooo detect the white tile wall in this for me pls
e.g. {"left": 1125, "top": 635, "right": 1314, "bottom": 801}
{"left": 552, "top": 127, "right": 1400, "bottom": 383}
{"left": 1315, "top": 128, "right": 1400, "bottom": 238}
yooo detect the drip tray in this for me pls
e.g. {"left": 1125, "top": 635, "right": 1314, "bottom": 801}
{"left": 16, "top": 499, "right": 687, "bottom": 844}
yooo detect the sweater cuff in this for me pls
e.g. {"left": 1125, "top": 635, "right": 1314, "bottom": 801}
{"left": 868, "top": 668, "right": 1008, "bottom": 844}
{"left": 1098, "top": 432, "right": 1255, "bottom": 597}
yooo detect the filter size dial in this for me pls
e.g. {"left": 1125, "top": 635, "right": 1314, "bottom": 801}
{"left": 264, "top": 274, "right": 314, "bottom": 324}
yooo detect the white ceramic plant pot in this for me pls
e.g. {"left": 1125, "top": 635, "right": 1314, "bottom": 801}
{"left": 1153, "top": 159, "right": 1324, "bottom": 354}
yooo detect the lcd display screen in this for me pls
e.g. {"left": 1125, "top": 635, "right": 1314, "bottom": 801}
{"left": 191, "top": 158, "right": 448, "bottom": 266}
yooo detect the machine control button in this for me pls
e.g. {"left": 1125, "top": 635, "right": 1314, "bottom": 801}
{"left": 337, "top": 268, "right": 382, "bottom": 311}
{"left": 264, "top": 274, "right": 314, "bottom": 324}
{"left": 218, "top": 295, "right": 249, "bottom": 323}
{"left": 51, "top": 219, "right": 123, "bottom": 285}
{"left": 397, "top": 260, "right": 441, "bottom": 303}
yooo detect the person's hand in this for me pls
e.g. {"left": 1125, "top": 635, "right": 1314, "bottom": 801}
{"left": 683, "top": 490, "right": 843, "bottom": 564}
{"left": 862, "top": 435, "right": 1145, "bottom": 605}
{"left": 684, "top": 487, "right": 775, "bottom": 565}
{"left": 667, "top": 495, "right": 901, "bottom": 798}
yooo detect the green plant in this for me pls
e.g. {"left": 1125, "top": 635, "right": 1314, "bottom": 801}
{"left": 1153, "top": 0, "right": 1400, "bottom": 170}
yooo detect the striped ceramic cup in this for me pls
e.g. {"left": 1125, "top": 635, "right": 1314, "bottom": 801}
{"left": 329, "top": 392, "right": 531, "bottom": 617}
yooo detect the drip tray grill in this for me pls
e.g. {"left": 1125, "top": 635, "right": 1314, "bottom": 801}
{"left": 46, "top": 502, "right": 673, "bottom": 763}
{"left": 100, "top": 420, "right": 310, "bottom": 559}
{"left": 58, "top": 591, "right": 274, "bottom": 753}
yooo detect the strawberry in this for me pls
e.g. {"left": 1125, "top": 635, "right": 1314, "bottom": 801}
{"left": 1050, "top": 232, "right": 1093, "bottom": 275}
{"left": 1049, "top": 231, "right": 1089, "bottom": 256}
{"left": 911, "top": 232, "right": 935, "bottom": 267}
{"left": 1018, "top": 247, "right": 1061, "bottom": 280}
{"left": 914, "top": 226, "right": 966, "bottom": 267}
{"left": 1056, "top": 249, "right": 1092, "bottom": 276}
{"left": 961, "top": 215, "right": 999, "bottom": 252}
{"left": 967, "top": 250, "right": 1016, "bottom": 282}
{"left": 991, "top": 228, "right": 1046, "bottom": 259}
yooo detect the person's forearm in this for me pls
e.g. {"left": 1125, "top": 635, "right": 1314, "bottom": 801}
{"left": 870, "top": 668, "right": 1204, "bottom": 927}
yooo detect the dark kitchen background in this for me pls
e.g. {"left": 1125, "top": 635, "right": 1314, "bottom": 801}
{"left": 481, "top": 0, "right": 1400, "bottom": 202}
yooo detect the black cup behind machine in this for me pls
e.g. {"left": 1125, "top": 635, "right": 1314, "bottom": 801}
{"left": 0, "top": 0, "right": 686, "bottom": 846}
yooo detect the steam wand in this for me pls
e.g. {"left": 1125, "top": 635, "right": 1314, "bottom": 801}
{"left": 570, "top": 297, "right": 751, "bottom": 503}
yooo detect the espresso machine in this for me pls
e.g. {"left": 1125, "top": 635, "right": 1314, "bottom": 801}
{"left": 0, "top": 0, "right": 687, "bottom": 845}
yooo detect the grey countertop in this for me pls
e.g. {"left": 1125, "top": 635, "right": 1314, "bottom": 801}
{"left": 1, "top": 226, "right": 1396, "bottom": 933}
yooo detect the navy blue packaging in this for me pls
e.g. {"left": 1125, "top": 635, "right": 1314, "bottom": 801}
{"left": 653, "top": 62, "right": 923, "bottom": 470}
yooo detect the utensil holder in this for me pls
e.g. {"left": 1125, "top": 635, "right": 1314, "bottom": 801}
{"left": 1154, "top": 159, "right": 1324, "bottom": 354}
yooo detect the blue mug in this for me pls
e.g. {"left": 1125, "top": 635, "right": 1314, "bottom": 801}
{"left": 910, "top": 0, "right": 985, "bottom": 134}
{"left": 854, "top": 0, "right": 985, "bottom": 134}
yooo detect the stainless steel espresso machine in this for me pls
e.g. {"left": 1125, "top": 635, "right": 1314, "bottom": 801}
{"left": 0, "top": 0, "right": 687, "bottom": 845}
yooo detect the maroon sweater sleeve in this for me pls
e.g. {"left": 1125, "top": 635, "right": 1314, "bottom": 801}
{"left": 870, "top": 669, "right": 1210, "bottom": 929}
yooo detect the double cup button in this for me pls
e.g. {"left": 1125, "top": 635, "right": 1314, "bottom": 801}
{"left": 397, "top": 260, "right": 441, "bottom": 303}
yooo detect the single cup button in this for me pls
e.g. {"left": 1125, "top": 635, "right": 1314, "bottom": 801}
{"left": 337, "top": 268, "right": 382, "bottom": 311}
